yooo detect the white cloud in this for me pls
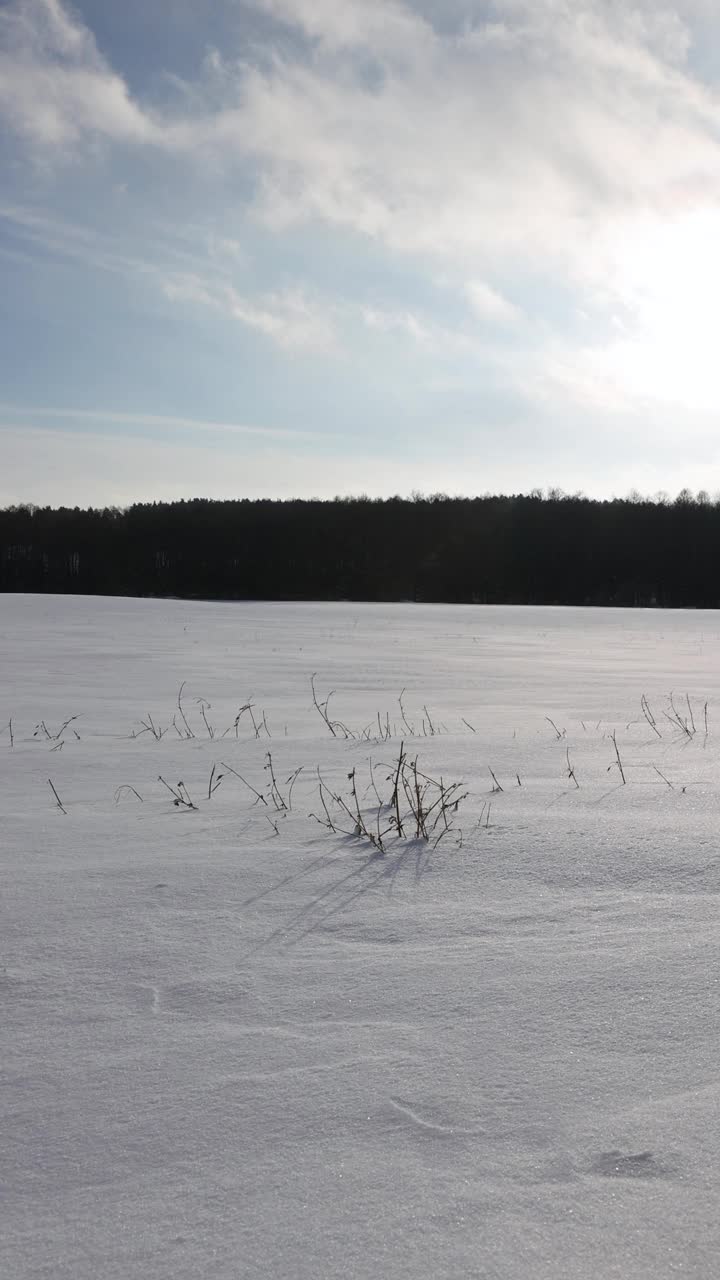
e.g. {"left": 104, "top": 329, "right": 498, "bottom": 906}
{"left": 0, "top": 0, "right": 155, "bottom": 148}
{"left": 162, "top": 274, "right": 338, "bottom": 351}
{"left": 4, "top": 0, "right": 720, "bottom": 283}
{"left": 0, "top": 404, "right": 330, "bottom": 442}
{"left": 251, "top": 0, "right": 434, "bottom": 61}
{"left": 465, "top": 280, "right": 523, "bottom": 327}
{"left": 213, "top": 0, "right": 720, "bottom": 280}
{"left": 5, "top": 0, "right": 720, "bottom": 429}
{"left": 364, "top": 300, "right": 476, "bottom": 347}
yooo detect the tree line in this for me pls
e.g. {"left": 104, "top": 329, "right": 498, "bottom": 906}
{"left": 1, "top": 490, "right": 718, "bottom": 607}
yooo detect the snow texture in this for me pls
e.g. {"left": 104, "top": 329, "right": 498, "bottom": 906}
{"left": 3, "top": 596, "right": 720, "bottom": 1278}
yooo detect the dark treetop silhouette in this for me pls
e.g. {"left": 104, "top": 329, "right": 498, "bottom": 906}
{"left": 1, "top": 490, "right": 715, "bottom": 607}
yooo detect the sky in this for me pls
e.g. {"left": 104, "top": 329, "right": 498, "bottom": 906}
{"left": 3, "top": 0, "right": 720, "bottom": 507}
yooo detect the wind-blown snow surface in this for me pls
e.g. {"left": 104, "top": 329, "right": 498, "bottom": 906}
{"left": 3, "top": 596, "right": 720, "bottom": 1279}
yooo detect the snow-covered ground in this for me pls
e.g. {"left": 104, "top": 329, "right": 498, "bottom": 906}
{"left": 3, "top": 595, "right": 720, "bottom": 1278}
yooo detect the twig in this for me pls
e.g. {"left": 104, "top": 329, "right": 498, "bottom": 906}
{"left": 176, "top": 682, "right": 195, "bottom": 738}
{"left": 220, "top": 761, "right": 268, "bottom": 806}
{"left": 686, "top": 693, "right": 696, "bottom": 735}
{"left": 53, "top": 714, "right": 81, "bottom": 741}
{"left": 315, "top": 768, "right": 337, "bottom": 831}
{"left": 48, "top": 778, "right": 66, "bottom": 814}
{"left": 390, "top": 742, "right": 406, "bottom": 837}
{"left": 286, "top": 766, "right": 303, "bottom": 810}
{"left": 158, "top": 775, "right": 197, "bottom": 810}
{"left": 610, "top": 732, "right": 626, "bottom": 784}
{"left": 667, "top": 692, "right": 693, "bottom": 739}
{"left": 311, "top": 674, "right": 338, "bottom": 737}
{"left": 140, "top": 713, "right": 164, "bottom": 741}
{"left": 375, "top": 711, "right": 391, "bottom": 741}
{"left": 222, "top": 702, "right": 255, "bottom": 739}
{"left": 114, "top": 785, "right": 144, "bottom": 803}
{"left": 200, "top": 702, "right": 215, "bottom": 739}
{"left": 264, "top": 752, "right": 287, "bottom": 810}
{"left": 565, "top": 748, "right": 580, "bottom": 788}
{"left": 208, "top": 764, "right": 224, "bottom": 799}
{"left": 398, "top": 689, "right": 415, "bottom": 736}
{"left": 640, "top": 694, "right": 662, "bottom": 738}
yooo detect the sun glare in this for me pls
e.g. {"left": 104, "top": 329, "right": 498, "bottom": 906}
{"left": 599, "top": 208, "right": 720, "bottom": 413}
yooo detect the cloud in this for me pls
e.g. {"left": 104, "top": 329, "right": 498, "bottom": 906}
{"left": 0, "top": 201, "right": 160, "bottom": 276}
{"left": 361, "top": 306, "right": 435, "bottom": 343}
{"left": 212, "top": 0, "right": 720, "bottom": 282}
{"left": 4, "top": 0, "right": 720, "bottom": 288}
{"left": 4, "top": 0, "right": 720, "bottom": 446}
{"left": 0, "top": 0, "right": 155, "bottom": 148}
{"left": 0, "top": 404, "right": 330, "bottom": 441}
{"left": 465, "top": 280, "right": 524, "bottom": 328}
{"left": 252, "top": 0, "right": 432, "bottom": 58}
{"left": 161, "top": 274, "right": 338, "bottom": 351}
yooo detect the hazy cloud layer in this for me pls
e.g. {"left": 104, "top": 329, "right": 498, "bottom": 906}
{"left": 3, "top": 0, "right": 720, "bottom": 502}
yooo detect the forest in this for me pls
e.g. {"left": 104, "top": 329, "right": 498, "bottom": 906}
{"left": 1, "top": 490, "right": 718, "bottom": 607}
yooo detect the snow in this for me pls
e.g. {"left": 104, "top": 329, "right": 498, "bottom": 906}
{"left": 3, "top": 595, "right": 720, "bottom": 1278}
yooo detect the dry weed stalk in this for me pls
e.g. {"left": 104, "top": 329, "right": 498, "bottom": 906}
{"left": 207, "top": 764, "right": 224, "bottom": 800}
{"left": 220, "top": 761, "right": 268, "bottom": 806}
{"left": 545, "top": 716, "right": 565, "bottom": 740}
{"left": 609, "top": 731, "right": 626, "bottom": 784}
{"left": 35, "top": 715, "right": 81, "bottom": 743}
{"left": 310, "top": 745, "right": 466, "bottom": 853}
{"left": 48, "top": 778, "right": 66, "bottom": 814}
{"left": 114, "top": 785, "right": 144, "bottom": 804}
{"left": 641, "top": 694, "right": 661, "bottom": 738}
{"left": 311, "top": 674, "right": 354, "bottom": 739}
{"left": 158, "top": 776, "right": 197, "bottom": 810}
{"left": 565, "top": 748, "right": 580, "bottom": 788}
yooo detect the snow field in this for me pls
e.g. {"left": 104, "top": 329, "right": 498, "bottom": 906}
{"left": 3, "top": 596, "right": 720, "bottom": 1278}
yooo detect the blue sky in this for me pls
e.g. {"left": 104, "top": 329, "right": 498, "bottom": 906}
{"left": 3, "top": 0, "right": 720, "bottom": 505}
